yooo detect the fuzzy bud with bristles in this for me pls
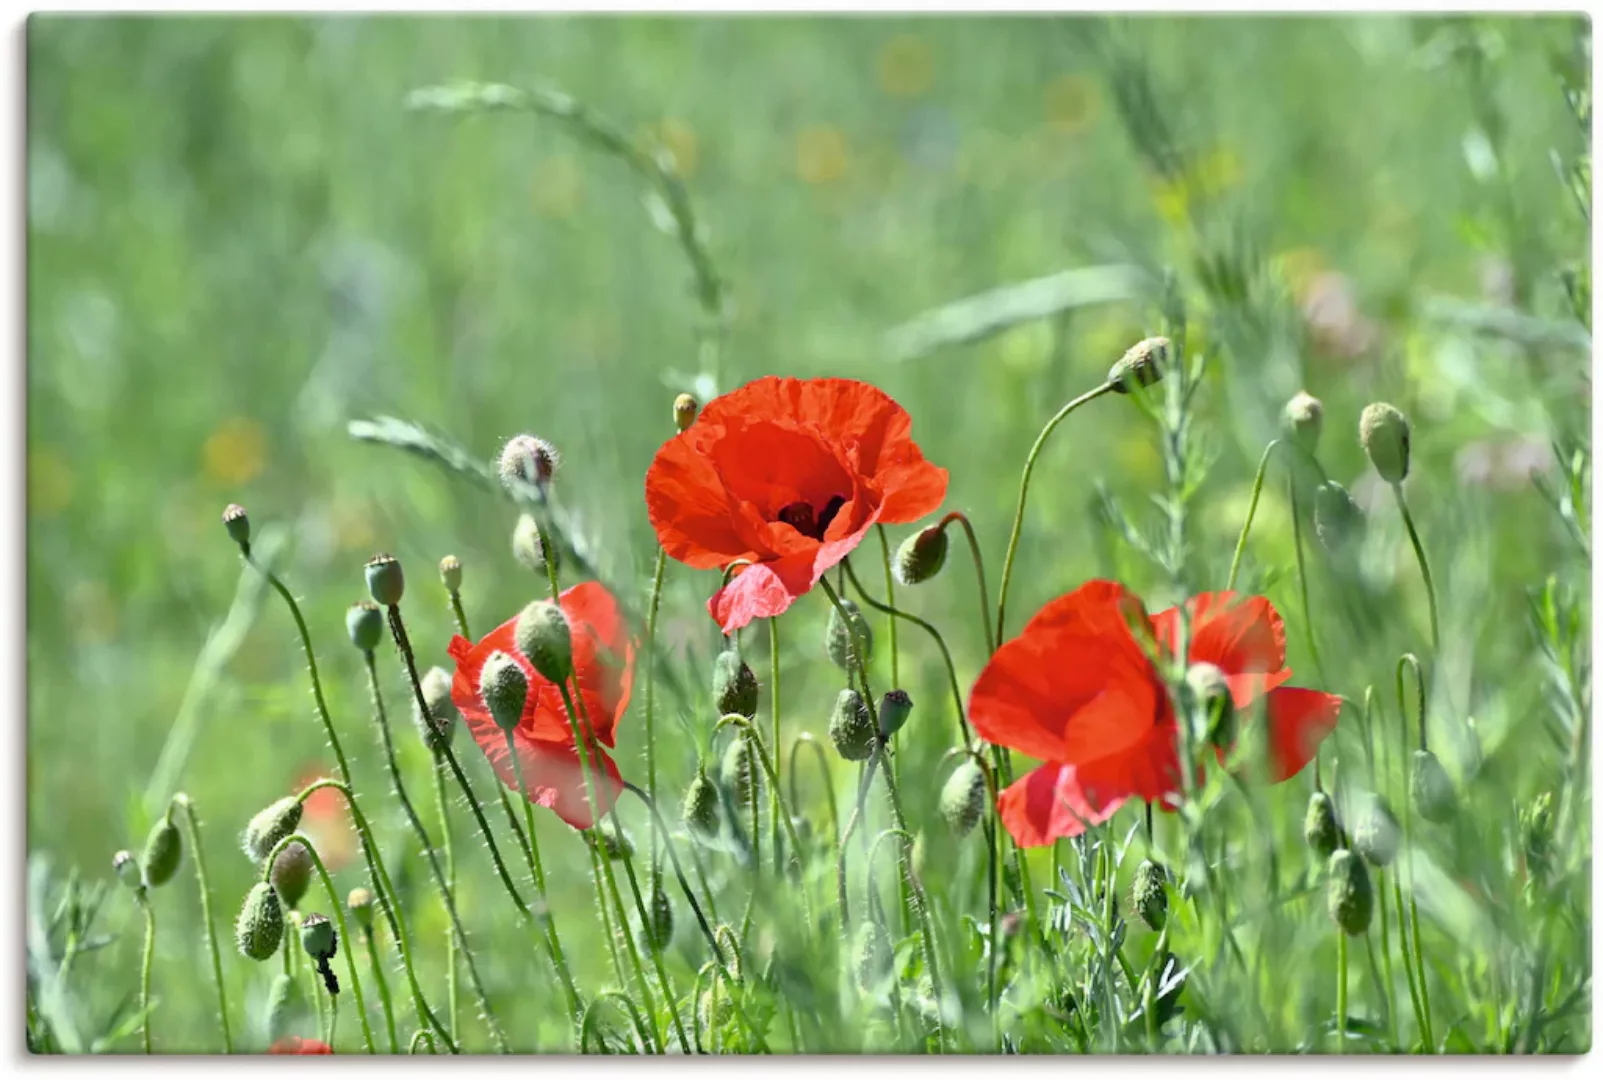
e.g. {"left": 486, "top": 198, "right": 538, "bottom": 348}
{"left": 673, "top": 393, "right": 699, "bottom": 433}
{"left": 682, "top": 769, "right": 720, "bottom": 839}
{"left": 1410, "top": 749, "right": 1456, "bottom": 824}
{"left": 438, "top": 555, "right": 463, "bottom": 593}
{"left": 1304, "top": 790, "right": 1341, "bottom": 858}
{"left": 877, "top": 689, "right": 913, "bottom": 740}
{"left": 141, "top": 812, "right": 183, "bottom": 889}
{"left": 1185, "top": 662, "right": 1234, "bottom": 749}
{"left": 1132, "top": 859, "right": 1169, "bottom": 930}
{"left": 721, "top": 737, "right": 758, "bottom": 808}
{"left": 346, "top": 888, "right": 374, "bottom": 933}
{"left": 938, "top": 761, "right": 986, "bottom": 837}
{"left": 414, "top": 666, "right": 459, "bottom": 751}
{"left": 113, "top": 850, "right": 143, "bottom": 893}
{"left": 264, "top": 973, "right": 300, "bottom": 1042}
{"left": 645, "top": 877, "right": 674, "bottom": 949}
{"left": 893, "top": 524, "right": 948, "bottom": 586}
{"left": 270, "top": 841, "right": 314, "bottom": 910}
{"left": 345, "top": 602, "right": 384, "bottom": 653}
{"left": 826, "top": 599, "right": 873, "bottom": 671}
{"left": 243, "top": 797, "right": 304, "bottom": 864}
{"left": 512, "top": 513, "right": 558, "bottom": 575}
{"left": 479, "top": 651, "right": 528, "bottom": 735}
{"left": 1107, "top": 336, "right": 1168, "bottom": 393}
{"left": 1314, "top": 481, "right": 1365, "bottom": 556}
{"left": 595, "top": 818, "right": 635, "bottom": 861}
{"left": 236, "top": 882, "right": 285, "bottom": 961}
{"left": 364, "top": 553, "right": 405, "bottom": 607}
{"left": 1282, "top": 391, "right": 1324, "bottom": 453}
{"left": 1326, "top": 849, "right": 1374, "bottom": 936}
{"left": 698, "top": 980, "right": 735, "bottom": 1031}
{"left": 300, "top": 912, "right": 337, "bottom": 963}
{"left": 1351, "top": 794, "right": 1399, "bottom": 868}
{"left": 222, "top": 503, "right": 251, "bottom": 551}
{"left": 498, "top": 434, "right": 560, "bottom": 493}
{"left": 853, "top": 921, "right": 894, "bottom": 993}
{"left": 713, "top": 649, "right": 759, "bottom": 719}
{"left": 1359, "top": 402, "right": 1411, "bottom": 483}
{"left": 514, "top": 600, "right": 573, "bottom": 685}
{"left": 828, "top": 688, "right": 876, "bottom": 762}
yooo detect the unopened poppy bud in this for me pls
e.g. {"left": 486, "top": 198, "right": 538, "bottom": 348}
{"left": 364, "top": 553, "right": 405, "bottom": 607}
{"left": 414, "top": 666, "right": 459, "bottom": 751}
{"left": 1132, "top": 859, "right": 1168, "bottom": 930}
{"left": 346, "top": 887, "right": 375, "bottom": 933}
{"left": 498, "top": 434, "right": 560, "bottom": 493}
{"left": 1410, "top": 749, "right": 1456, "bottom": 824}
{"left": 645, "top": 877, "right": 674, "bottom": 948}
{"left": 264, "top": 973, "right": 300, "bottom": 1042}
{"left": 236, "top": 882, "right": 285, "bottom": 961}
{"left": 712, "top": 649, "right": 759, "bottom": 719}
{"left": 1282, "top": 391, "right": 1324, "bottom": 453}
{"left": 141, "top": 812, "right": 182, "bottom": 889}
{"left": 1359, "top": 402, "right": 1411, "bottom": 483}
{"left": 514, "top": 600, "right": 573, "bottom": 685}
{"left": 1352, "top": 794, "right": 1399, "bottom": 868}
{"left": 1185, "top": 662, "right": 1234, "bottom": 749}
{"left": 595, "top": 817, "right": 635, "bottom": 860}
{"left": 1304, "top": 790, "right": 1341, "bottom": 858}
{"left": 1314, "top": 481, "right": 1365, "bottom": 555}
{"left": 893, "top": 524, "right": 948, "bottom": 586}
{"left": 1107, "top": 336, "right": 1168, "bottom": 393}
{"left": 698, "top": 980, "right": 735, "bottom": 1030}
{"left": 243, "top": 797, "right": 305, "bottom": 864}
{"left": 682, "top": 769, "right": 720, "bottom": 839}
{"left": 512, "top": 513, "right": 558, "bottom": 574}
{"left": 939, "top": 761, "right": 986, "bottom": 837}
{"left": 673, "top": 393, "right": 699, "bottom": 432}
{"left": 878, "top": 689, "right": 913, "bottom": 740}
{"left": 113, "top": 850, "right": 143, "bottom": 892}
{"left": 222, "top": 503, "right": 251, "bottom": 551}
{"left": 826, "top": 599, "right": 874, "bottom": 671}
{"left": 828, "top": 688, "right": 876, "bottom": 761}
{"left": 439, "top": 555, "right": 463, "bottom": 593}
{"left": 345, "top": 602, "right": 385, "bottom": 653}
{"left": 853, "top": 921, "right": 894, "bottom": 993}
{"left": 270, "top": 841, "right": 314, "bottom": 910}
{"left": 1326, "top": 849, "right": 1374, "bottom": 936}
{"left": 479, "top": 651, "right": 528, "bottom": 734}
{"left": 721, "top": 736, "right": 758, "bottom": 808}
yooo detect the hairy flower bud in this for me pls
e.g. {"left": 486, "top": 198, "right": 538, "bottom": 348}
{"left": 877, "top": 689, "right": 913, "bottom": 740}
{"left": 512, "top": 513, "right": 558, "bottom": 575}
{"left": 1326, "top": 849, "right": 1374, "bottom": 936}
{"left": 141, "top": 812, "right": 183, "bottom": 889}
{"left": 415, "top": 666, "right": 459, "bottom": 751}
{"left": 1282, "top": 391, "right": 1324, "bottom": 453}
{"left": 1359, "top": 402, "right": 1411, "bottom": 483}
{"left": 270, "top": 841, "right": 314, "bottom": 910}
{"left": 698, "top": 979, "right": 735, "bottom": 1031}
{"left": 264, "top": 973, "right": 301, "bottom": 1042}
{"left": 1304, "top": 790, "right": 1341, "bottom": 858}
{"left": 113, "top": 850, "right": 143, "bottom": 892}
{"left": 939, "top": 761, "right": 987, "bottom": 837}
{"left": 682, "top": 769, "right": 720, "bottom": 840}
{"left": 595, "top": 817, "right": 635, "bottom": 861}
{"left": 514, "top": 601, "right": 573, "bottom": 685}
{"left": 826, "top": 599, "right": 873, "bottom": 672}
{"left": 853, "top": 921, "right": 894, "bottom": 993}
{"left": 222, "top": 503, "right": 251, "bottom": 551}
{"left": 674, "top": 393, "right": 699, "bottom": 433}
{"left": 721, "top": 737, "right": 758, "bottom": 808}
{"left": 645, "top": 877, "right": 674, "bottom": 949}
{"left": 1410, "top": 749, "right": 1456, "bottom": 824}
{"left": 498, "top": 434, "right": 560, "bottom": 493}
{"left": 364, "top": 553, "right": 405, "bottom": 607}
{"left": 243, "top": 797, "right": 304, "bottom": 864}
{"left": 893, "top": 524, "right": 949, "bottom": 586}
{"left": 1131, "top": 859, "right": 1168, "bottom": 930}
{"left": 1313, "top": 481, "right": 1365, "bottom": 556}
{"left": 236, "top": 882, "right": 285, "bottom": 961}
{"left": 438, "top": 554, "right": 463, "bottom": 593}
{"left": 479, "top": 651, "right": 529, "bottom": 735}
{"left": 1185, "top": 662, "right": 1234, "bottom": 750}
{"left": 1352, "top": 794, "right": 1399, "bottom": 868}
{"left": 346, "top": 887, "right": 375, "bottom": 933}
{"left": 1107, "top": 336, "right": 1168, "bottom": 393}
{"left": 345, "top": 602, "right": 385, "bottom": 653}
{"left": 828, "top": 688, "right": 876, "bottom": 762}
{"left": 300, "top": 912, "right": 338, "bottom": 963}
{"left": 713, "top": 649, "right": 760, "bottom": 719}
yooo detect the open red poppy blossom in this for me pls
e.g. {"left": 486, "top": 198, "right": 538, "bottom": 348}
{"left": 646, "top": 376, "right": 948, "bottom": 633}
{"left": 448, "top": 581, "right": 634, "bottom": 830}
{"left": 969, "top": 580, "right": 1341, "bottom": 848}
{"left": 269, "top": 1036, "right": 332, "bottom": 1054}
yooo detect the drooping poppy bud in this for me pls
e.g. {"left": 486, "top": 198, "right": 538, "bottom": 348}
{"left": 1410, "top": 749, "right": 1456, "bottom": 824}
{"left": 1132, "top": 859, "right": 1168, "bottom": 930}
{"left": 1359, "top": 402, "right": 1411, "bottom": 483}
{"left": 141, "top": 812, "right": 182, "bottom": 889}
{"left": 682, "top": 769, "right": 720, "bottom": 839}
{"left": 346, "top": 887, "right": 375, "bottom": 933}
{"left": 113, "top": 850, "right": 143, "bottom": 893}
{"left": 269, "top": 841, "right": 314, "bottom": 910}
{"left": 243, "top": 797, "right": 305, "bottom": 864}
{"left": 853, "top": 920, "right": 894, "bottom": 993}
{"left": 1352, "top": 794, "right": 1399, "bottom": 868}
{"left": 438, "top": 554, "right": 463, "bottom": 593}
{"left": 877, "top": 689, "right": 913, "bottom": 740}
{"left": 498, "top": 434, "right": 560, "bottom": 493}
{"left": 222, "top": 503, "right": 251, "bottom": 551}
{"left": 712, "top": 649, "right": 759, "bottom": 719}
{"left": 673, "top": 393, "right": 699, "bottom": 432}
{"left": 478, "top": 649, "right": 529, "bottom": 736}
{"left": 721, "top": 737, "right": 758, "bottom": 809}
{"left": 1304, "top": 790, "right": 1341, "bottom": 858}
{"left": 826, "top": 599, "right": 874, "bottom": 672}
{"left": 1313, "top": 481, "right": 1365, "bottom": 556}
{"left": 828, "top": 688, "right": 876, "bottom": 762}
{"left": 364, "top": 553, "right": 405, "bottom": 608}
{"left": 893, "top": 524, "right": 948, "bottom": 586}
{"left": 1107, "top": 336, "right": 1168, "bottom": 394}
{"left": 300, "top": 912, "right": 338, "bottom": 963}
{"left": 512, "top": 513, "right": 558, "bottom": 575}
{"left": 345, "top": 602, "right": 385, "bottom": 653}
{"left": 264, "top": 973, "right": 301, "bottom": 1042}
{"left": 645, "top": 876, "right": 674, "bottom": 949}
{"left": 698, "top": 979, "right": 735, "bottom": 1030}
{"left": 1326, "top": 849, "right": 1374, "bottom": 936}
{"left": 514, "top": 600, "right": 573, "bottom": 685}
{"left": 939, "top": 761, "right": 986, "bottom": 837}
{"left": 1282, "top": 391, "right": 1324, "bottom": 453}
{"left": 414, "top": 666, "right": 459, "bottom": 752}
{"left": 595, "top": 817, "right": 635, "bottom": 861}
{"left": 236, "top": 882, "right": 285, "bottom": 961}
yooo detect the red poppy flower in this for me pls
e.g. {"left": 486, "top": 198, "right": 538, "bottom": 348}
{"left": 269, "top": 1036, "right": 332, "bottom": 1054}
{"left": 646, "top": 376, "right": 948, "bottom": 633}
{"left": 969, "top": 580, "right": 1341, "bottom": 848}
{"left": 448, "top": 581, "right": 634, "bottom": 830}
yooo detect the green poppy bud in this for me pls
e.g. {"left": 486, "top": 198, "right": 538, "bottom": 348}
{"left": 438, "top": 554, "right": 463, "bottom": 593}
{"left": 713, "top": 649, "right": 760, "bottom": 719}
{"left": 595, "top": 817, "right": 635, "bottom": 861}
{"left": 645, "top": 877, "right": 674, "bottom": 949}
{"left": 1352, "top": 794, "right": 1399, "bottom": 868}
{"left": 828, "top": 688, "right": 876, "bottom": 762}
{"left": 682, "top": 769, "right": 721, "bottom": 840}
{"left": 415, "top": 666, "right": 458, "bottom": 751}
{"left": 345, "top": 601, "right": 385, "bottom": 653}
{"left": 674, "top": 393, "right": 699, "bottom": 432}
{"left": 479, "top": 650, "right": 529, "bottom": 734}
{"left": 1282, "top": 391, "right": 1324, "bottom": 453}
{"left": 242, "top": 797, "right": 304, "bottom": 864}
{"left": 1132, "top": 859, "right": 1169, "bottom": 931}
{"left": 1410, "top": 749, "right": 1456, "bottom": 824}
{"left": 1107, "top": 336, "right": 1168, "bottom": 393}
{"left": 269, "top": 841, "right": 314, "bottom": 910}
{"left": 1326, "top": 849, "right": 1374, "bottom": 936}
{"left": 264, "top": 972, "right": 301, "bottom": 1042}
{"left": 853, "top": 921, "right": 894, "bottom": 993}
{"left": 112, "top": 850, "right": 143, "bottom": 893}
{"left": 893, "top": 524, "right": 948, "bottom": 586}
{"left": 498, "top": 434, "right": 560, "bottom": 493}
{"left": 1304, "top": 790, "right": 1341, "bottom": 859}
{"left": 514, "top": 600, "right": 573, "bottom": 685}
{"left": 236, "top": 882, "right": 285, "bottom": 961}
{"left": 721, "top": 737, "right": 758, "bottom": 808}
{"left": 1313, "top": 481, "right": 1365, "bottom": 556}
{"left": 140, "top": 812, "right": 182, "bottom": 889}
{"left": 1359, "top": 402, "right": 1411, "bottom": 483}
{"left": 939, "top": 761, "right": 986, "bottom": 837}
{"left": 222, "top": 503, "right": 251, "bottom": 551}
{"left": 346, "top": 887, "right": 375, "bottom": 933}
{"left": 1185, "top": 662, "right": 1234, "bottom": 749}
{"left": 877, "top": 689, "right": 913, "bottom": 740}
{"left": 698, "top": 980, "right": 735, "bottom": 1031}
{"left": 512, "top": 513, "right": 558, "bottom": 575}
{"left": 300, "top": 912, "right": 338, "bottom": 963}
{"left": 826, "top": 598, "right": 873, "bottom": 672}
{"left": 364, "top": 552, "right": 405, "bottom": 607}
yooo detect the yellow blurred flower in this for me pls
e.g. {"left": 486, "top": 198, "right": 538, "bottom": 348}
{"left": 651, "top": 117, "right": 700, "bottom": 179}
{"left": 1150, "top": 146, "right": 1244, "bottom": 227}
{"left": 878, "top": 34, "right": 935, "bottom": 99}
{"left": 532, "top": 154, "right": 584, "bottom": 218}
{"left": 202, "top": 417, "right": 267, "bottom": 487}
{"left": 796, "top": 125, "right": 849, "bottom": 186}
{"left": 1043, "top": 74, "right": 1099, "bottom": 135}
{"left": 1274, "top": 247, "right": 1328, "bottom": 304}
{"left": 28, "top": 447, "right": 74, "bottom": 519}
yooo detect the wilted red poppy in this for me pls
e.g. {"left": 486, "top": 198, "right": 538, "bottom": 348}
{"left": 448, "top": 581, "right": 634, "bottom": 830}
{"left": 269, "top": 1036, "right": 332, "bottom": 1054}
{"left": 646, "top": 376, "right": 948, "bottom": 633}
{"left": 969, "top": 581, "right": 1341, "bottom": 847}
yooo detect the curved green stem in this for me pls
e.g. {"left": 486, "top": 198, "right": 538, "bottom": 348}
{"left": 787, "top": 732, "right": 840, "bottom": 852}
{"left": 768, "top": 615, "right": 783, "bottom": 878}
{"left": 169, "top": 794, "right": 232, "bottom": 1053}
{"left": 1226, "top": 439, "right": 1281, "bottom": 593}
{"left": 362, "top": 926, "right": 399, "bottom": 1053}
{"left": 865, "top": 827, "right": 947, "bottom": 1050}
{"left": 431, "top": 758, "right": 459, "bottom": 1046}
{"left": 580, "top": 990, "right": 656, "bottom": 1054}
{"left": 139, "top": 898, "right": 155, "bottom": 1054}
{"left": 1395, "top": 654, "right": 1435, "bottom": 1051}
{"left": 942, "top": 511, "right": 994, "bottom": 656}
{"left": 619, "top": 782, "right": 727, "bottom": 971}
{"left": 1288, "top": 476, "right": 1328, "bottom": 687}
{"left": 876, "top": 525, "right": 900, "bottom": 688}
{"left": 408, "top": 1029, "right": 435, "bottom": 1055}
{"left": 595, "top": 842, "right": 663, "bottom": 1054}
{"left": 715, "top": 714, "right": 813, "bottom": 918}
{"left": 619, "top": 850, "right": 691, "bottom": 1053}
{"left": 447, "top": 589, "right": 471, "bottom": 639}
{"left": 644, "top": 546, "right": 668, "bottom": 865}
{"left": 1393, "top": 485, "right": 1441, "bottom": 654}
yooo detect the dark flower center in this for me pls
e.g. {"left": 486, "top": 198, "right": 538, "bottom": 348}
{"left": 777, "top": 495, "right": 846, "bottom": 541}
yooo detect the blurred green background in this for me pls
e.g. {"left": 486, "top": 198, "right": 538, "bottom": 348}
{"left": 27, "top": 14, "right": 1589, "bottom": 1052}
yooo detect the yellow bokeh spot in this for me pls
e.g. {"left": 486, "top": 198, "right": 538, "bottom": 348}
{"left": 1115, "top": 431, "right": 1163, "bottom": 487}
{"left": 28, "top": 448, "right": 74, "bottom": 519}
{"left": 1151, "top": 175, "right": 1189, "bottom": 226}
{"left": 796, "top": 125, "right": 849, "bottom": 186}
{"left": 532, "top": 154, "right": 584, "bottom": 218}
{"left": 1274, "top": 247, "right": 1327, "bottom": 304}
{"left": 1043, "top": 74, "right": 1099, "bottom": 135}
{"left": 878, "top": 34, "right": 935, "bottom": 99}
{"left": 653, "top": 117, "right": 700, "bottom": 179}
{"left": 1151, "top": 146, "right": 1243, "bottom": 226}
{"left": 202, "top": 417, "right": 267, "bottom": 487}
{"left": 331, "top": 499, "right": 376, "bottom": 554}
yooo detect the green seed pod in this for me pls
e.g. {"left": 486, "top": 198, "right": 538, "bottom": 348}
{"left": 236, "top": 883, "right": 285, "bottom": 961}
{"left": 828, "top": 688, "right": 876, "bottom": 762}
{"left": 269, "top": 841, "right": 314, "bottom": 910}
{"left": 1132, "top": 859, "right": 1169, "bottom": 931}
{"left": 479, "top": 650, "right": 529, "bottom": 734}
{"left": 1304, "top": 790, "right": 1341, "bottom": 859}
{"left": 712, "top": 649, "right": 760, "bottom": 719}
{"left": 674, "top": 393, "right": 699, "bottom": 433}
{"left": 345, "top": 601, "right": 385, "bottom": 653}
{"left": 645, "top": 877, "right": 674, "bottom": 949}
{"left": 242, "top": 797, "right": 304, "bottom": 864}
{"left": 512, "top": 513, "right": 558, "bottom": 575}
{"left": 1351, "top": 795, "right": 1399, "bottom": 868}
{"left": 1326, "top": 849, "right": 1374, "bottom": 936}
{"left": 877, "top": 689, "right": 913, "bottom": 740}
{"left": 1359, "top": 402, "right": 1411, "bottom": 483}
{"left": 112, "top": 850, "right": 143, "bottom": 893}
{"left": 1410, "top": 749, "right": 1456, "bottom": 824}
{"left": 1313, "top": 481, "right": 1366, "bottom": 556}
{"left": 826, "top": 599, "right": 873, "bottom": 672}
{"left": 682, "top": 769, "right": 720, "bottom": 840}
{"left": 438, "top": 554, "right": 463, "bottom": 593}
{"left": 595, "top": 817, "right": 635, "bottom": 861}
{"left": 938, "top": 761, "right": 986, "bottom": 837}
{"left": 893, "top": 524, "right": 948, "bottom": 586}
{"left": 140, "top": 812, "right": 182, "bottom": 889}
{"left": 346, "top": 887, "right": 375, "bottom": 933}
{"left": 222, "top": 503, "right": 251, "bottom": 550}
{"left": 1107, "top": 336, "right": 1168, "bottom": 393}
{"left": 853, "top": 920, "right": 894, "bottom": 993}
{"left": 300, "top": 912, "right": 338, "bottom": 962}
{"left": 364, "top": 552, "right": 405, "bottom": 607}
{"left": 721, "top": 737, "right": 758, "bottom": 808}
{"left": 498, "top": 434, "right": 560, "bottom": 493}
{"left": 514, "top": 600, "right": 573, "bottom": 685}
{"left": 1282, "top": 391, "right": 1324, "bottom": 453}
{"left": 415, "top": 666, "right": 458, "bottom": 751}
{"left": 264, "top": 972, "right": 301, "bottom": 1042}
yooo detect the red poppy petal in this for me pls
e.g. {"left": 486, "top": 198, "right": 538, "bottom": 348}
{"left": 996, "top": 762, "right": 1130, "bottom": 847}
{"left": 480, "top": 730, "right": 623, "bottom": 831}
{"left": 561, "top": 582, "right": 636, "bottom": 748}
{"left": 646, "top": 432, "right": 755, "bottom": 569}
{"left": 1263, "top": 687, "right": 1342, "bottom": 783}
{"left": 1150, "top": 592, "right": 1288, "bottom": 696}
{"left": 270, "top": 1037, "right": 333, "bottom": 1054}
{"left": 707, "top": 551, "right": 817, "bottom": 633}
{"left": 1020, "top": 580, "right": 1153, "bottom": 641}
{"left": 1075, "top": 724, "right": 1186, "bottom": 805}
